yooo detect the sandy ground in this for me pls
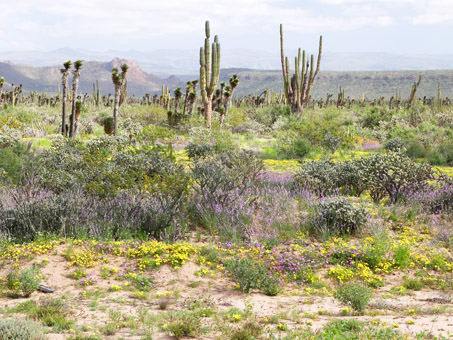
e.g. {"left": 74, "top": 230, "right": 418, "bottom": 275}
{"left": 1, "top": 246, "right": 452, "bottom": 339}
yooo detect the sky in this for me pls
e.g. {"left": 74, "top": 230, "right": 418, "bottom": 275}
{"left": 2, "top": 0, "right": 453, "bottom": 54}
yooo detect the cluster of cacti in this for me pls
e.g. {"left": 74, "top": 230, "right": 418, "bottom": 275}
{"left": 200, "top": 20, "right": 221, "bottom": 128}
{"left": 111, "top": 63, "right": 129, "bottom": 136}
{"left": 280, "top": 24, "right": 322, "bottom": 113}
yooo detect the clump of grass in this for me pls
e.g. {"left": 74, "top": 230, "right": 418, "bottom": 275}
{"left": 163, "top": 311, "right": 203, "bottom": 339}
{"left": 13, "top": 297, "right": 74, "bottom": 331}
{"left": 334, "top": 282, "right": 372, "bottom": 314}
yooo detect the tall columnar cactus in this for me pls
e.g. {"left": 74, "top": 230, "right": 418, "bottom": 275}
{"left": 60, "top": 61, "right": 72, "bottom": 135}
{"left": 69, "top": 60, "right": 82, "bottom": 137}
{"left": 280, "top": 24, "right": 322, "bottom": 113}
{"left": 407, "top": 75, "right": 421, "bottom": 109}
{"left": 93, "top": 80, "right": 100, "bottom": 107}
{"left": 111, "top": 63, "right": 128, "bottom": 136}
{"left": 437, "top": 82, "right": 442, "bottom": 112}
{"left": 200, "top": 20, "right": 221, "bottom": 128}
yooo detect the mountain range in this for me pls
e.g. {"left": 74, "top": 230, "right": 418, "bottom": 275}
{"left": 1, "top": 49, "right": 453, "bottom": 99}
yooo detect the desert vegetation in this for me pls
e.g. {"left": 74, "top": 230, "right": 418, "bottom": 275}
{"left": 0, "top": 20, "right": 452, "bottom": 340}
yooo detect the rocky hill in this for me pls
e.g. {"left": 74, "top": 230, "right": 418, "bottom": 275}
{"left": 0, "top": 58, "right": 181, "bottom": 96}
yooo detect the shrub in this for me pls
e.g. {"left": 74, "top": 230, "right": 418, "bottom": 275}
{"left": 185, "top": 142, "right": 215, "bottom": 160}
{"left": 6, "top": 265, "right": 41, "bottom": 297}
{"left": 0, "top": 126, "right": 21, "bottom": 148}
{"left": 420, "top": 185, "right": 453, "bottom": 214}
{"left": 384, "top": 137, "right": 405, "bottom": 151}
{"left": 405, "top": 138, "right": 428, "bottom": 159}
{"left": 0, "top": 142, "right": 30, "bottom": 185}
{"left": 293, "top": 159, "right": 339, "bottom": 196}
{"left": 310, "top": 197, "right": 367, "bottom": 236}
{"left": 336, "top": 160, "right": 369, "bottom": 197}
{"left": 164, "top": 312, "right": 202, "bottom": 339}
{"left": 393, "top": 244, "right": 411, "bottom": 269}
{"left": 224, "top": 258, "right": 280, "bottom": 295}
{"left": 230, "top": 320, "right": 263, "bottom": 340}
{"left": 334, "top": 282, "right": 372, "bottom": 314}
{"left": 252, "top": 104, "right": 290, "bottom": 127}
{"left": 14, "top": 297, "right": 74, "bottom": 330}
{"left": 323, "top": 132, "right": 341, "bottom": 154}
{"left": 361, "top": 107, "right": 392, "bottom": 129}
{"left": 276, "top": 131, "right": 312, "bottom": 159}
{"left": 428, "top": 141, "right": 453, "bottom": 166}
{"left": 0, "top": 318, "right": 47, "bottom": 340}
{"left": 363, "top": 151, "right": 433, "bottom": 203}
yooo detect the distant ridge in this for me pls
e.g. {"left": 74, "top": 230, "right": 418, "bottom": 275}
{"left": 1, "top": 60, "right": 453, "bottom": 99}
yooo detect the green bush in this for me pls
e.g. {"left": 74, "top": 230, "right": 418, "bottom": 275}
{"left": 310, "top": 197, "right": 367, "bottom": 236}
{"left": 7, "top": 265, "right": 41, "bottom": 297}
{"left": 13, "top": 297, "right": 74, "bottom": 330}
{"left": 323, "top": 132, "right": 342, "bottom": 153}
{"left": 0, "top": 126, "right": 21, "bottom": 148}
{"left": 293, "top": 159, "right": 339, "bottom": 195}
{"left": 0, "top": 318, "right": 47, "bottom": 340}
{"left": 405, "top": 138, "right": 428, "bottom": 159}
{"left": 252, "top": 104, "right": 290, "bottom": 127}
{"left": 383, "top": 137, "right": 405, "bottom": 151}
{"left": 334, "top": 282, "right": 372, "bottom": 314}
{"left": 428, "top": 140, "right": 453, "bottom": 166}
{"left": 363, "top": 151, "right": 433, "bottom": 203}
{"left": 185, "top": 142, "right": 215, "bottom": 160}
{"left": 230, "top": 321, "right": 263, "bottom": 340}
{"left": 336, "top": 160, "right": 369, "bottom": 197}
{"left": 164, "top": 312, "right": 202, "bottom": 339}
{"left": 224, "top": 258, "right": 280, "bottom": 295}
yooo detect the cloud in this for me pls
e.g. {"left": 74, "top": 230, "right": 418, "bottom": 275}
{"left": 410, "top": 0, "right": 453, "bottom": 25}
{"left": 0, "top": 0, "right": 449, "bottom": 52}
{"left": 0, "top": 0, "right": 402, "bottom": 50}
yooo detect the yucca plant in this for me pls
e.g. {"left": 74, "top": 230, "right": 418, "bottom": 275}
{"left": 111, "top": 63, "right": 128, "bottom": 136}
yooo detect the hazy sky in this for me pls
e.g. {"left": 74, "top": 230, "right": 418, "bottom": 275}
{"left": 2, "top": 0, "right": 453, "bottom": 54}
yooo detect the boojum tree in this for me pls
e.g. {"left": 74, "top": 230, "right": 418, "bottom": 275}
{"left": 199, "top": 20, "right": 220, "bottom": 129}
{"left": 111, "top": 63, "right": 129, "bottom": 136}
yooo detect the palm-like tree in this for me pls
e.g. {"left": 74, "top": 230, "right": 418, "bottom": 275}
{"left": 60, "top": 61, "right": 72, "bottom": 135}
{"left": 69, "top": 60, "right": 82, "bottom": 137}
{"left": 111, "top": 64, "right": 128, "bottom": 136}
